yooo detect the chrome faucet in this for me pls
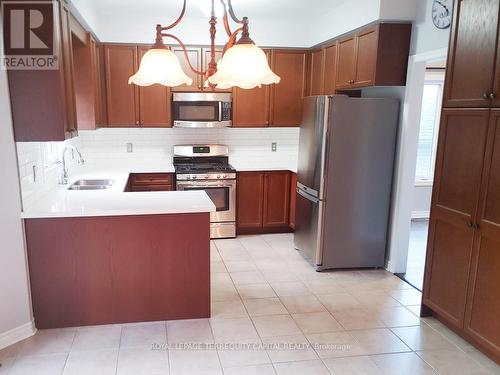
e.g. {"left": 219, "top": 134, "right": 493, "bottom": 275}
{"left": 58, "top": 145, "right": 85, "bottom": 185}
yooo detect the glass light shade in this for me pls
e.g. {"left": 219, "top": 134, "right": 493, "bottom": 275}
{"left": 207, "top": 44, "right": 280, "bottom": 89}
{"left": 128, "top": 48, "right": 192, "bottom": 87}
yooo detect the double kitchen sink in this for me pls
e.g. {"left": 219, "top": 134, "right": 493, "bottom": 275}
{"left": 67, "top": 179, "right": 114, "bottom": 191}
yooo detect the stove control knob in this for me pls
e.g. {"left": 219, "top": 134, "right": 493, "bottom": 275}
{"left": 186, "top": 176, "right": 191, "bottom": 180}
{"left": 222, "top": 174, "right": 227, "bottom": 178}
{"left": 205, "top": 175, "right": 209, "bottom": 179}
{"left": 192, "top": 175, "right": 197, "bottom": 180}
{"left": 217, "top": 174, "right": 221, "bottom": 179}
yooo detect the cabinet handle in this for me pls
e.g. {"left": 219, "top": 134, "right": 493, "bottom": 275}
{"left": 135, "top": 121, "right": 140, "bottom": 126}
{"left": 483, "top": 93, "right": 490, "bottom": 100}
{"left": 467, "top": 221, "right": 474, "bottom": 229}
{"left": 489, "top": 92, "right": 497, "bottom": 99}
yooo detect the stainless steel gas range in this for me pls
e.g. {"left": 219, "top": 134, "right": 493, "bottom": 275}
{"left": 173, "top": 145, "right": 236, "bottom": 239}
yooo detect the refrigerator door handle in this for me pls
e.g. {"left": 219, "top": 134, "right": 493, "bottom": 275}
{"left": 297, "top": 187, "right": 320, "bottom": 203}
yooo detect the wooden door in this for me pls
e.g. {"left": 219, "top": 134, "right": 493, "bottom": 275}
{"left": 323, "top": 43, "right": 337, "bottom": 94}
{"left": 443, "top": 0, "right": 499, "bottom": 108}
{"left": 237, "top": 172, "right": 265, "bottom": 229}
{"left": 263, "top": 172, "right": 291, "bottom": 228}
{"left": 309, "top": 49, "right": 325, "bottom": 95}
{"left": 104, "top": 45, "right": 139, "bottom": 127}
{"left": 270, "top": 50, "right": 307, "bottom": 126}
{"left": 172, "top": 47, "right": 202, "bottom": 91}
{"left": 202, "top": 47, "right": 231, "bottom": 92}
{"left": 423, "top": 109, "right": 490, "bottom": 330}
{"left": 354, "top": 26, "right": 377, "bottom": 87}
{"left": 464, "top": 110, "right": 500, "bottom": 361}
{"left": 233, "top": 50, "right": 271, "bottom": 127}
{"left": 137, "top": 46, "right": 171, "bottom": 127}
{"left": 336, "top": 35, "right": 356, "bottom": 89}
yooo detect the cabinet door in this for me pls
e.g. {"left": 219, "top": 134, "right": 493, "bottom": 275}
{"left": 237, "top": 172, "right": 265, "bottom": 229}
{"left": 233, "top": 50, "right": 271, "bottom": 127}
{"left": 336, "top": 35, "right": 356, "bottom": 89}
{"left": 309, "top": 49, "right": 325, "bottom": 95}
{"left": 464, "top": 110, "right": 500, "bottom": 360}
{"left": 354, "top": 27, "right": 377, "bottom": 87}
{"left": 172, "top": 47, "right": 202, "bottom": 92}
{"left": 263, "top": 172, "right": 290, "bottom": 228}
{"left": 137, "top": 47, "right": 171, "bottom": 127}
{"left": 270, "top": 50, "right": 307, "bottom": 126}
{"left": 423, "top": 109, "right": 490, "bottom": 330}
{"left": 443, "top": 0, "right": 499, "bottom": 108}
{"left": 90, "top": 37, "right": 107, "bottom": 126}
{"left": 202, "top": 47, "right": 232, "bottom": 92}
{"left": 104, "top": 45, "right": 139, "bottom": 127}
{"left": 60, "top": 2, "right": 77, "bottom": 136}
{"left": 323, "top": 43, "right": 337, "bottom": 94}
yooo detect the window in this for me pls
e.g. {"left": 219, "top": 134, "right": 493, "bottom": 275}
{"left": 415, "top": 77, "right": 444, "bottom": 184}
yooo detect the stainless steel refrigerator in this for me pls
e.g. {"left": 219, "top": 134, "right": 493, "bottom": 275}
{"left": 294, "top": 95, "right": 399, "bottom": 270}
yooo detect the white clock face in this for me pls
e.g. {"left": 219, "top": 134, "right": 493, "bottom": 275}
{"left": 432, "top": 0, "right": 453, "bottom": 29}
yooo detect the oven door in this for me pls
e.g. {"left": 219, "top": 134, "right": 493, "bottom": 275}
{"left": 176, "top": 179, "right": 236, "bottom": 223}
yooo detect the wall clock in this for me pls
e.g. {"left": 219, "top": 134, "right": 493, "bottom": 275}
{"left": 432, "top": 0, "right": 452, "bottom": 29}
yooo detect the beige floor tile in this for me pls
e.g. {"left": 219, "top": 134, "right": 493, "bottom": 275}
{"left": 116, "top": 346, "right": 169, "bottom": 375}
{"left": 292, "top": 312, "right": 343, "bottom": 334}
{"left": 0, "top": 341, "right": 23, "bottom": 361}
{"left": 217, "top": 339, "right": 270, "bottom": 368}
{"left": 306, "top": 331, "right": 367, "bottom": 358}
{"left": 210, "top": 317, "right": 259, "bottom": 342}
{"left": 371, "top": 352, "right": 437, "bottom": 374}
{"left": 167, "top": 319, "right": 214, "bottom": 344}
{"left": 9, "top": 353, "right": 67, "bottom": 375}
{"left": 302, "top": 279, "right": 347, "bottom": 294}
{"left": 211, "top": 273, "right": 233, "bottom": 284}
{"left": 223, "top": 364, "right": 277, "bottom": 375}
{"left": 462, "top": 347, "right": 500, "bottom": 374}
{"left": 370, "top": 306, "right": 422, "bottom": 328}
{"left": 17, "top": 328, "right": 76, "bottom": 356}
{"left": 404, "top": 304, "right": 422, "bottom": 317}
{"left": 270, "top": 281, "right": 311, "bottom": 297}
{"left": 252, "top": 315, "right": 302, "bottom": 338}
{"left": 230, "top": 271, "right": 266, "bottom": 285}
{"left": 211, "top": 282, "right": 240, "bottom": 302}
{"left": 236, "top": 283, "right": 277, "bottom": 299}
{"left": 218, "top": 248, "right": 251, "bottom": 262}
{"left": 0, "top": 356, "right": 15, "bottom": 374}
{"left": 316, "top": 293, "right": 363, "bottom": 311}
{"left": 260, "top": 270, "right": 299, "bottom": 283}
{"left": 120, "top": 322, "right": 167, "bottom": 348}
{"left": 211, "top": 300, "right": 249, "bottom": 319}
{"left": 422, "top": 318, "right": 473, "bottom": 350}
{"left": 332, "top": 308, "right": 386, "bottom": 330}
{"left": 71, "top": 325, "right": 122, "bottom": 351}
{"left": 274, "top": 359, "right": 330, "bottom": 375}
{"left": 351, "top": 291, "right": 402, "bottom": 309}
{"left": 243, "top": 298, "right": 288, "bottom": 317}
{"left": 391, "top": 288, "right": 422, "bottom": 306}
{"left": 224, "top": 260, "right": 258, "bottom": 272}
{"left": 169, "top": 348, "right": 221, "bottom": 373}
{"left": 63, "top": 349, "right": 118, "bottom": 375}
{"left": 391, "top": 325, "right": 456, "bottom": 351}
{"left": 211, "top": 261, "right": 227, "bottom": 273}
{"left": 417, "top": 348, "right": 493, "bottom": 375}
{"left": 348, "top": 328, "right": 411, "bottom": 355}
{"left": 262, "top": 334, "right": 318, "bottom": 363}
{"left": 279, "top": 295, "right": 326, "bottom": 314}
{"left": 323, "top": 355, "right": 383, "bottom": 374}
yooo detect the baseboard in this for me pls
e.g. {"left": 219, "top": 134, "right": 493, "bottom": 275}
{"left": 0, "top": 320, "right": 36, "bottom": 350}
{"left": 411, "top": 211, "right": 430, "bottom": 220}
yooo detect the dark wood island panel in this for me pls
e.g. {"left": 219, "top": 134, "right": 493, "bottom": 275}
{"left": 24, "top": 213, "right": 210, "bottom": 329}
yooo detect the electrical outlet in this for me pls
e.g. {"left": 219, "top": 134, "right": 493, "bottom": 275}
{"left": 271, "top": 142, "right": 277, "bottom": 152}
{"left": 126, "top": 143, "right": 133, "bottom": 153}
{"left": 32, "top": 165, "right": 37, "bottom": 182}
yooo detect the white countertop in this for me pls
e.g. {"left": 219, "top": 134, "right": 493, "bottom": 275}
{"left": 230, "top": 161, "right": 297, "bottom": 173}
{"left": 21, "top": 163, "right": 215, "bottom": 219}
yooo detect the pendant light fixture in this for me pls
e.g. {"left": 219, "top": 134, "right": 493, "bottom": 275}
{"left": 128, "top": 0, "right": 280, "bottom": 90}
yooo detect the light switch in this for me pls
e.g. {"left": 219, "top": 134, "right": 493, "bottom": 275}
{"left": 272, "top": 142, "right": 277, "bottom": 152}
{"left": 126, "top": 143, "right": 133, "bottom": 153}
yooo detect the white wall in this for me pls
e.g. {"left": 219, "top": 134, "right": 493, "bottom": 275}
{"left": 412, "top": 185, "right": 432, "bottom": 219}
{"left": 0, "top": 65, "right": 35, "bottom": 348}
{"left": 410, "top": 0, "right": 451, "bottom": 55}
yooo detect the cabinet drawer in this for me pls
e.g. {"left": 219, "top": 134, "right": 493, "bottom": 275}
{"left": 130, "top": 173, "right": 173, "bottom": 186}
{"left": 130, "top": 184, "right": 173, "bottom": 192}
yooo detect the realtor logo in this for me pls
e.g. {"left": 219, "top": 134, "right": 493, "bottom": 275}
{"left": 1, "top": 1, "right": 59, "bottom": 70}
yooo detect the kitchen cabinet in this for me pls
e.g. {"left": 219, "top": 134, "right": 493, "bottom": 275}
{"left": 104, "top": 44, "right": 171, "bottom": 127}
{"left": 335, "top": 23, "right": 411, "bottom": 90}
{"left": 8, "top": 0, "right": 77, "bottom": 141}
{"left": 237, "top": 171, "right": 292, "bottom": 233}
{"left": 233, "top": 50, "right": 271, "bottom": 127}
{"left": 309, "top": 49, "right": 325, "bottom": 95}
{"left": 126, "top": 173, "right": 174, "bottom": 192}
{"left": 90, "top": 37, "right": 107, "bottom": 126}
{"left": 444, "top": 0, "right": 500, "bottom": 108}
{"left": 323, "top": 43, "right": 338, "bottom": 94}
{"left": 270, "top": 50, "right": 308, "bottom": 126}
{"left": 172, "top": 47, "right": 203, "bottom": 92}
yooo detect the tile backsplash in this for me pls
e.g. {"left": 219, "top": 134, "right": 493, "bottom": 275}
{"left": 16, "top": 127, "right": 299, "bottom": 208}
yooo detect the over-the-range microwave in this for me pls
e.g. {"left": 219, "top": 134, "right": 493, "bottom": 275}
{"left": 172, "top": 92, "right": 232, "bottom": 128}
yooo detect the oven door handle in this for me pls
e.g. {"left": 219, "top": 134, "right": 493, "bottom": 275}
{"left": 218, "top": 101, "right": 222, "bottom": 122}
{"left": 177, "top": 182, "right": 235, "bottom": 188}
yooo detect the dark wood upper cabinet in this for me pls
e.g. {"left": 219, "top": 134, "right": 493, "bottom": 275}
{"left": 172, "top": 47, "right": 202, "bottom": 92}
{"left": 137, "top": 47, "right": 171, "bottom": 127}
{"left": 233, "top": 50, "right": 271, "bottom": 127}
{"left": 104, "top": 45, "right": 139, "bottom": 127}
{"left": 309, "top": 49, "right": 325, "bottom": 95}
{"left": 237, "top": 172, "right": 265, "bottom": 230}
{"left": 270, "top": 50, "right": 308, "bottom": 127}
{"left": 323, "top": 43, "right": 338, "bottom": 94}
{"left": 444, "top": 0, "right": 500, "bottom": 108}
{"left": 90, "top": 38, "right": 107, "bottom": 126}
{"left": 423, "top": 109, "right": 490, "bottom": 330}
{"left": 8, "top": 0, "right": 76, "bottom": 141}
{"left": 336, "top": 23, "right": 411, "bottom": 90}
{"left": 464, "top": 110, "right": 500, "bottom": 361}
{"left": 263, "top": 171, "right": 291, "bottom": 228}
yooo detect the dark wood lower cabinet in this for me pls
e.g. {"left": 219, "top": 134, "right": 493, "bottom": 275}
{"left": 126, "top": 173, "right": 174, "bottom": 192}
{"left": 237, "top": 171, "right": 294, "bottom": 234}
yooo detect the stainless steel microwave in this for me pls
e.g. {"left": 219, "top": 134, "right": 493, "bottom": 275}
{"left": 172, "top": 92, "right": 232, "bottom": 128}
